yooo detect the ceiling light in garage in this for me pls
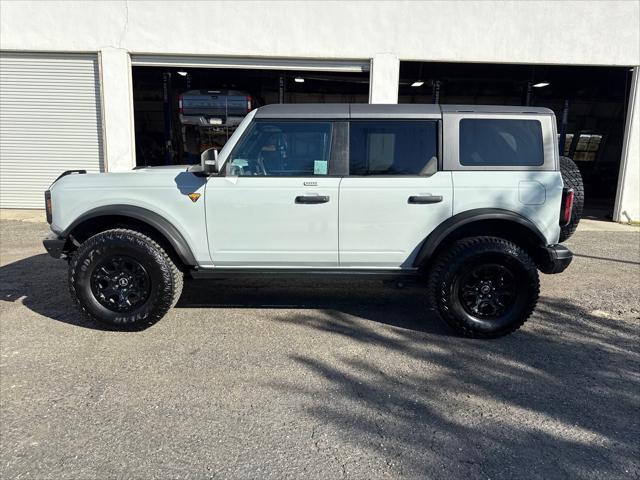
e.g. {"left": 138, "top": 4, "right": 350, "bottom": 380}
{"left": 177, "top": 71, "right": 188, "bottom": 76}
{"left": 533, "top": 82, "right": 550, "bottom": 88}
{"left": 294, "top": 77, "right": 305, "bottom": 83}
{"left": 411, "top": 81, "right": 424, "bottom": 87}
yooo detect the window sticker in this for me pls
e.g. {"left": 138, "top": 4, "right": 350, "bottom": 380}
{"left": 314, "top": 160, "right": 328, "bottom": 175}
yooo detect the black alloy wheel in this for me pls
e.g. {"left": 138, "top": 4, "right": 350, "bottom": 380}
{"left": 457, "top": 263, "right": 517, "bottom": 319}
{"left": 90, "top": 255, "right": 151, "bottom": 312}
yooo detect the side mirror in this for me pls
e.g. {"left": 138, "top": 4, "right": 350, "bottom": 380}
{"left": 200, "top": 148, "right": 219, "bottom": 174}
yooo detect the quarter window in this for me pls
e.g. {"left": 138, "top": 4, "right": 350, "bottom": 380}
{"left": 459, "top": 119, "right": 544, "bottom": 167}
{"left": 349, "top": 121, "right": 438, "bottom": 175}
{"left": 227, "top": 121, "right": 332, "bottom": 176}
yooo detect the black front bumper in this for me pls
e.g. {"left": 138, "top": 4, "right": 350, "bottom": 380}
{"left": 537, "top": 244, "right": 573, "bottom": 274}
{"left": 43, "top": 232, "right": 67, "bottom": 259}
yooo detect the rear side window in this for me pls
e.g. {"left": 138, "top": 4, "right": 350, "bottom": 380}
{"left": 349, "top": 121, "right": 438, "bottom": 175}
{"left": 227, "top": 121, "right": 332, "bottom": 176}
{"left": 459, "top": 119, "right": 544, "bottom": 166}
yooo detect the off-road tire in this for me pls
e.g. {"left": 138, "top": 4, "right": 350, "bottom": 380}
{"left": 68, "top": 229, "right": 183, "bottom": 329}
{"left": 559, "top": 156, "right": 584, "bottom": 242}
{"left": 428, "top": 236, "right": 539, "bottom": 338}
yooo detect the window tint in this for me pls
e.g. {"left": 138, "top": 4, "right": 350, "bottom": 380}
{"left": 349, "top": 121, "right": 438, "bottom": 175}
{"left": 227, "top": 121, "right": 332, "bottom": 176}
{"left": 460, "top": 119, "right": 544, "bottom": 166}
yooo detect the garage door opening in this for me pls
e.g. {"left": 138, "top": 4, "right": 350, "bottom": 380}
{"left": 132, "top": 66, "right": 369, "bottom": 167}
{"left": 399, "top": 61, "right": 633, "bottom": 219}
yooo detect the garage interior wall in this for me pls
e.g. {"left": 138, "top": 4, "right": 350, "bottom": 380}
{"left": 399, "top": 61, "right": 637, "bottom": 220}
{"left": 0, "top": 52, "right": 104, "bottom": 209}
{"left": 130, "top": 57, "right": 370, "bottom": 167}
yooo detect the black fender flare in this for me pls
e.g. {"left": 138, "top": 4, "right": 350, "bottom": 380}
{"left": 61, "top": 205, "right": 197, "bottom": 266}
{"left": 413, "top": 208, "right": 548, "bottom": 268}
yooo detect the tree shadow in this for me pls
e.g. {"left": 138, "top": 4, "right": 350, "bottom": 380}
{"left": 265, "top": 299, "right": 639, "bottom": 479}
{"left": 2, "top": 254, "right": 638, "bottom": 477}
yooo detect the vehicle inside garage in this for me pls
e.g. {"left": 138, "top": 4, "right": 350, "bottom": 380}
{"left": 399, "top": 61, "right": 633, "bottom": 219}
{"left": 132, "top": 66, "right": 369, "bottom": 167}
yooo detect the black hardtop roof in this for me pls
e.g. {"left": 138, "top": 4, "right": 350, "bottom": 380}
{"left": 254, "top": 103, "right": 554, "bottom": 119}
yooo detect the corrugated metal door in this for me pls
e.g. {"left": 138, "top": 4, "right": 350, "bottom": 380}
{"left": 0, "top": 52, "right": 104, "bottom": 209}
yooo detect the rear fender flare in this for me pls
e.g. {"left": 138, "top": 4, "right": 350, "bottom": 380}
{"left": 414, "top": 208, "right": 547, "bottom": 267}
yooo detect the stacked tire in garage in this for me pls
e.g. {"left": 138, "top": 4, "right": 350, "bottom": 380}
{"left": 559, "top": 156, "right": 584, "bottom": 242}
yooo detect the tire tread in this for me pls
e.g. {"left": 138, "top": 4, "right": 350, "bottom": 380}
{"left": 427, "top": 236, "right": 539, "bottom": 338}
{"left": 559, "top": 156, "right": 584, "bottom": 242}
{"left": 68, "top": 228, "right": 183, "bottom": 329}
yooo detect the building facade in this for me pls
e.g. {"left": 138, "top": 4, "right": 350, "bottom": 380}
{"left": 1, "top": 1, "right": 638, "bottom": 221}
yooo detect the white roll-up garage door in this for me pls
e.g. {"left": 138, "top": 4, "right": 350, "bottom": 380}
{"left": 0, "top": 52, "right": 104, "bottom": 209}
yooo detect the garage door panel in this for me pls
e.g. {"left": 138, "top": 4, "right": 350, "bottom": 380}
{"left": 0, "top": 52, "right": 104, "bottom": 209}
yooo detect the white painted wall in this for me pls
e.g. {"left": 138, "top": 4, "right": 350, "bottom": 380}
{"left": 1, "top": 1, "right": 638, "bottom": 65}
{"left": 99, "top": 47, "right": 135, "bottom": 172}
{"left": 1, "top": 0, "right": 639, "bottom": 219}
{"left": 614, "top": 68, "right": 640, "bottom": 223}
{"left": 369, "top": 54, "right": 400, "bottom": 104}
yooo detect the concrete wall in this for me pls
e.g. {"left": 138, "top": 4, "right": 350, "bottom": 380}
{"left": 2, "top": 1, "right": 638, "bottom": 65}
{"left": 1, "top": 0, "right": 639, "bottom": 219}
{"left": 614, "top": 68, "right": 640, "bottom": 223}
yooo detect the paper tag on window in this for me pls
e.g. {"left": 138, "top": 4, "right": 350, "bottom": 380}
{"left": 314, "top": 160, "right": 328, "bottom": 175}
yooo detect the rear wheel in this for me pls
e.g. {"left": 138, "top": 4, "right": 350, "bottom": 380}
{"left": 559, "top": 156, "right": 584, "bottom": 241}
{"left": 69, "top": 229, "right": 183, "bottom": 329}
{"left": 428, "top": 237, "right": 539, "bottom": 338}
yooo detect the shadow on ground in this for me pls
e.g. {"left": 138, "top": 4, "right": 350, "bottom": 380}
{"left": 0, "top": 253, "right": 445, "bottom": 334}
{"left": 1, "top": 254, "right": 638, "bottom": 478}
{"left": 266, "top": 301, "right": 639, "bottom": 478}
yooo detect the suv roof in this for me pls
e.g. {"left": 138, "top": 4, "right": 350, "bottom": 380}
{"left": 254, "top": 103, "right": 554, "bottom": 119}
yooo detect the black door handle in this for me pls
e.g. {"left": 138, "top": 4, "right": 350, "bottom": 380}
{"left": 295, "top": 195, "right": 330, "bottom": 204}
{"left": 408, "top": 195, "right": 443, "bottom": 204}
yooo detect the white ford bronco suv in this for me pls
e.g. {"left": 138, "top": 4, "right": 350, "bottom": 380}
{"left": 43, "top": 104, "right": 582, "bottom": 338}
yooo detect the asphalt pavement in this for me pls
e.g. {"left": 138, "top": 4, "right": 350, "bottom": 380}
{"left": 1, "top": 218, "right": 638, "bottom": 479}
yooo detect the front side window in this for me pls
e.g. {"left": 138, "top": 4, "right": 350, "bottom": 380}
{"left": 349, "top": 121, "right": 438, "bottom": 175}
{"left": 459, "top": 119, "right": 544, "bottom": 167}
{"left": 226, "top": 121, "right": 332, "bottom": 176}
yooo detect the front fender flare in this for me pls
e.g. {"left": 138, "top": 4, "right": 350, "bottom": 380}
{"left": 62, "top": 204, "right": 197, "bottom": 266}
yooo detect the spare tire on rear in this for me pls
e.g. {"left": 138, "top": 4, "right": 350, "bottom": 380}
{"left": 559, "top": 156, "right": 584, "bottom": 242}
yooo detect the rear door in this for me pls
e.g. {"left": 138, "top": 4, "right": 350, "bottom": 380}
{"left": 339, "top": 119, "right": 453, "bottom": 268}
{"left": 205, "top": 119, "right": 342, "bottom": 267}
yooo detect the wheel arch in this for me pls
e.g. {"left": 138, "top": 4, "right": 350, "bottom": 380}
{"left": 414, "top": 209, "right": 548, "bottom": 270}
{"left": 62, "top": 205, "right": 197, "bottom": 267}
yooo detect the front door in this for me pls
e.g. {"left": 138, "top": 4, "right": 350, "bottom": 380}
{"left": 339, "top": 120, "right": 453, "bottom": 268}
{"left": 205, "top": 120, "right": 340, "bottom": 267}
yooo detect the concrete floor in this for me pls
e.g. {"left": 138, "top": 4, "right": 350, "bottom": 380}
{"left": 1, "top": 219, "right": 638, "bottom": 479}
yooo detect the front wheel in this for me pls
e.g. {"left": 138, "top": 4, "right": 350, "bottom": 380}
{"left": 68, "top": 229, "right": 183, "bottom": 329}
{"left": 428, "top": 237, "right": 540, "bottom": 338}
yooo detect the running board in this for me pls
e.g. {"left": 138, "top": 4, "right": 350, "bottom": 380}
{"left": 189, "top": 268, "right": 422, "bottom": 281}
